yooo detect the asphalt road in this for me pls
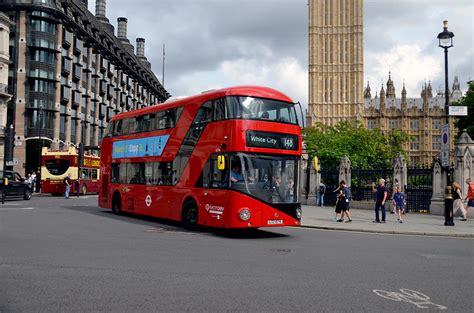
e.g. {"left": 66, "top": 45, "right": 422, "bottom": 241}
{"left": 1, "top": 195, "right": 472, "bottom": 312}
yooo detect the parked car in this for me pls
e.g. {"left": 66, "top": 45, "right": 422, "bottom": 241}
{"left": 0, "top": 170, "right": 32, "bottom": 200}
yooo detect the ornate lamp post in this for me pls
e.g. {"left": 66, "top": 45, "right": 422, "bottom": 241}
{"left": 437, "top": 20, "right": 454, "bottom": 226}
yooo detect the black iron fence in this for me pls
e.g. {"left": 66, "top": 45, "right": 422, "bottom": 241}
{"left": 405, "top": 164, "right": 433, "bottom": 213}
{"left": 320, "top": 167, "right": 340, "bottom": 206}
{"left": 351, "top": 165, "right": 394, "bottom": 202}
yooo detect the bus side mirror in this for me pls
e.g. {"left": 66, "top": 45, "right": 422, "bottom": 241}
{"left": 217, "top": 155, "right": 226, "bottom": 171}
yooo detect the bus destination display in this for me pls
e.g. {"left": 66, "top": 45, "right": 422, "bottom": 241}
{"left": 246, "top": 130, "right": 298, "bottom": 150}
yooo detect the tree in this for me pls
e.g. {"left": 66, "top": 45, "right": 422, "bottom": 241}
{"left": 453, "top": 80, "right": 474, "bottom": 140}
{"left": 303, "top": 121, "right": 411, "bottom": 169}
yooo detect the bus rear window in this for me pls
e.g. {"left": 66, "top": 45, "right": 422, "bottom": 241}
{"left": 45, "top": 159, "right": 70, "bottom": 176}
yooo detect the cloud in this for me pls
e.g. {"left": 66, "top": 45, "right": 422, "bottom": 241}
{"left": 365, "top": 44, "right": 442, "bottom": 97}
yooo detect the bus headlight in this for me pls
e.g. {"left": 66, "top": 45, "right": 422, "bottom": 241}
{"left": 296, "top": 207, "right": 302, "bottom": 220}
{"left": 239, "top": 208, "right": 251, "bottom": 221}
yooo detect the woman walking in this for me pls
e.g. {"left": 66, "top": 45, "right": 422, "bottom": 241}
{"left": 333, "top": 180, "right": 352, "bottom": 222}
{"left": 453, "top": 182, "right": 467, "bottom": 221}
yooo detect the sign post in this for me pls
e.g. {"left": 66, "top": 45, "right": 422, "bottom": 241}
{"left": 441, "top": 124, "right": 450, "bottom": 167}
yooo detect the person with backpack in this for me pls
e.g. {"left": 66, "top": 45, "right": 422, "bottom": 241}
{"left": 317, "top": 180, "right": 326, "bottom": 206}
{"left": 63, "top": 174, "right": 71, "bottom": 199}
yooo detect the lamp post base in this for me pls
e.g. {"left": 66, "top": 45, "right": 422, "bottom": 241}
{"left": 444, "top": 186, "right": 454, "bottom": 226}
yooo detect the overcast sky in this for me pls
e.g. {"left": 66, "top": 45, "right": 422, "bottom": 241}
{"left": 88, "top": 0, "right": 473, "bottom": 105}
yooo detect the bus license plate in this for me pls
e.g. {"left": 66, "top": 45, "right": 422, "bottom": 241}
{"left": 267, "top": 219, "right": 283, "bottom": 225}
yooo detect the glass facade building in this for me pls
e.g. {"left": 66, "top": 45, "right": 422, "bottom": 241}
{"left": 0, "top": 0, "right": 170, "bottom": 175}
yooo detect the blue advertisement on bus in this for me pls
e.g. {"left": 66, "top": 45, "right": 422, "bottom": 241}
{"left": 112, "top": 135, "right": 170, "bottom": 159}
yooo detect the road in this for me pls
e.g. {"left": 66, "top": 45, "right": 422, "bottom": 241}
{"left": 1, "top": 196, "right": 472, "bottom": 312}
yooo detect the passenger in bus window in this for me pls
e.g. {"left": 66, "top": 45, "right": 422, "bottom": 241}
{"left": 260, "top": 111, "right": 270, "bottom": 119}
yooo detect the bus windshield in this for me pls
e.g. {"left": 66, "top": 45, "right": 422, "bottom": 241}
{"left": 44, "top": 159, "right": 70, "bottom": 176}
{"left": 229, "top": 153, "right": 299, "bottom": 204}
{"left": 226, "top": 96, "right": 298, "bottom": 125}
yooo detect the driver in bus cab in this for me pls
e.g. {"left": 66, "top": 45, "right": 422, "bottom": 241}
{"left": 230, "top": 164, "right": 244, "bottom": 183}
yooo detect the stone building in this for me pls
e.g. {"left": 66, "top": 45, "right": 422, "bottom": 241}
{"left": 0, "top": 0, "right": 170, "bottom": 175}
{"left": 363, "top": 74, "right": 462, "bottom": 164}
{"left": 0, "top": 12, "right": 13, "bottom": 171}
{"left": 307, "top": 0, "right": 364, "bottom": 127}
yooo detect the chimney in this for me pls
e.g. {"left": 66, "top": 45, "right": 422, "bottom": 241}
{"left": 117, "top": 17, "right": 128, "bottom": 40}
{"left": 136, "top": 38, "right": 151, "bottom": 69}
{"left": 136, "top": 38, "right": 145, "bottom": 57}
{"left": 95, "top": 0, "right": 106, "bottom": 18}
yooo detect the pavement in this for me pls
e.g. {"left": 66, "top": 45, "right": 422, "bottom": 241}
{"left": 301, "top": 204, "right": 474, "bottom": 238}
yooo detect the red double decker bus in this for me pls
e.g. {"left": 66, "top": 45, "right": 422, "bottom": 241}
{"left": 42, "top": 146, "right": 100, "bottom": 195}
{"left": 99, "top": 86, "right": 302, "bottom": 229}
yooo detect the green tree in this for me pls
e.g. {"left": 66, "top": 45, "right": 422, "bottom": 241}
{"left": 303, "top": 121, "right": 411, "bottom": 169}
{"left": 453, "top": 80, "right": 474, "bottom": 140}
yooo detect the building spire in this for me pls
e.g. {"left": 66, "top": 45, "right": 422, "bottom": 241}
{"left": 386, "top": 71, "right": 396, "bottom": 98}
{"left": 364, "top": 81, "right": 372, "bottom": 99}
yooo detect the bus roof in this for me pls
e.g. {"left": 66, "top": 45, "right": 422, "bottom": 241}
{"left": 111, "top": 86, "right": 294, "bottom": 122}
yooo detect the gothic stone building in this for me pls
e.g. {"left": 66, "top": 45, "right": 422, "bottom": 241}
{"left": 0, "top": 0, "right": 170, "bottom": 175}
{"left": 363, "top": 74, "right": 462, "bottom": 165}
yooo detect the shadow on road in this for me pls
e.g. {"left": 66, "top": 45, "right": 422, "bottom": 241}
{"left": 61, "top": 204, "right": 290, "bottom": 239}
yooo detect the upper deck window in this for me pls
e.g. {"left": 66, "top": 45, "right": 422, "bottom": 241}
{"left": 226, "top": 96, "right": 298, "bottom": 125}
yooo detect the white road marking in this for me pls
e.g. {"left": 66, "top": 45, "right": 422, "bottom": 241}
{"left": 373, "top": 289, "right": 447, "bottom": 310}
{"left": 0, "top": 207, "right": 35, "bottom": 211}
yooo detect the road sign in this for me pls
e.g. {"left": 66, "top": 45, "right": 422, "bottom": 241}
{"left": 449, "top": 106, "right": 468, "bottom": 116}
{"left": 441, "top": 124, "right": 450, "bottom": 167}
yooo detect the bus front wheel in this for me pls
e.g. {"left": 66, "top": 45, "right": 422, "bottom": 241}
{"left": 182, "top": 201, "right": 198, "bottom": 230}
{"left": 112, "top": 193, "right": 122, "bottom": 215}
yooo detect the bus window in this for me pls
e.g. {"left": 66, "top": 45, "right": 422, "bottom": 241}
{"left": 194, "top": 101, "right": 213, "bottom": 124}
{"left": 128, "top": 117, "right": 137, "bottom": 134}
{"left": 111, "top": 163, "right": 120, "bottom": 183}
{"left": 119, "top": 163, "right": 127, "bottom": 183}
{"left": 80, "top": 168, "right": 89, "bottom": 179}
{"left": 45, "top": 159, "right": 70, "bottom": 175}
{"left": 213, "top": 98, "right": 225, "bottom": 121}
{"left": 121, "top": 119, "right": 129, "bottom": 135}
{"left": 90, "top": 169, "right": 98, "bottom": 180}
{"left": 127, "top": 163, "right": 145, "bottom": 184}
{"left": 114, "top": 119, "right": 122, "bottom": 136}
{"left": 225, "top": 96, "right": 298, "bottom": 124}
{"left": 145, "top": 163, "right": 153, "bottom": 185}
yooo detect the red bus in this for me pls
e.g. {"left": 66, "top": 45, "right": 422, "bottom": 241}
{"left": 41, "top": 146, "right": 100, "bottom": 195}
{"left": 99, "top": 86, "right": 302, "bottom": 229}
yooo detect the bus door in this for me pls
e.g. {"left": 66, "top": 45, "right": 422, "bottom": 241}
{"left": 123, "top": 163, "right": 146, "bottom": 212}
{"left": 199, "top": 155, "right": 229, "bottom": 227}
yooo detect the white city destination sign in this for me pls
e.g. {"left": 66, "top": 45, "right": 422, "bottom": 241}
{"left": 449, "top": 106, "right": 468, "bottom": 116}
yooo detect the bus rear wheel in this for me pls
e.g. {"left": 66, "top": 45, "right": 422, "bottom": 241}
{"left": 112, "top": 193, "right": 122, "bottom": 215}
{"left": 182, "top": 201, "right": 198, "bottom": 230}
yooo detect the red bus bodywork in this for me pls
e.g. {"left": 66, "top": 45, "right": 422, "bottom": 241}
{"left": 99, "top": 86, "right": 302, "bottom": 228}
{"left": 41, "top": 147, "right": 100, "bottom": 195}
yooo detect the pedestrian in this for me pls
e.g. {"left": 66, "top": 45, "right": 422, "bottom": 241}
{"left": 30, "top": 171, "right": 37, "bottom": 193}
{"left": 317, "top": 180, "right": 326, "bottom": 206}
{"left": 372, "top": 178, "right": 388, "bottom": 223}
{"left": 338, "top": 180, "right": 352, "bottom": 223}
{"left": 465, "top": 178, "right": 474, "bottom": 217}
{"left": 392, "top": 186, "right": 406, "bottom": 223}
{"left": 64, "top": 173, "right": 71, "bottom": 199}
{"left": 453, "top": 182, "right": 467, "bottom": 221}
{"left": 333, "top": 180, "right": 351, "bottom": 222}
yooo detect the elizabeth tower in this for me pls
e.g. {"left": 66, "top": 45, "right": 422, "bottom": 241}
{"left": 307, "top": 0, "right": 364, "bottom": 126}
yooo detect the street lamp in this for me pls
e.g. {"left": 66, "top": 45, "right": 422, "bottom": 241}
{"left": 37, "top": 104, "right": 44, "bottom": 193}
{"left": 437, "top": 20, "right": 454, "bottom": 226}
